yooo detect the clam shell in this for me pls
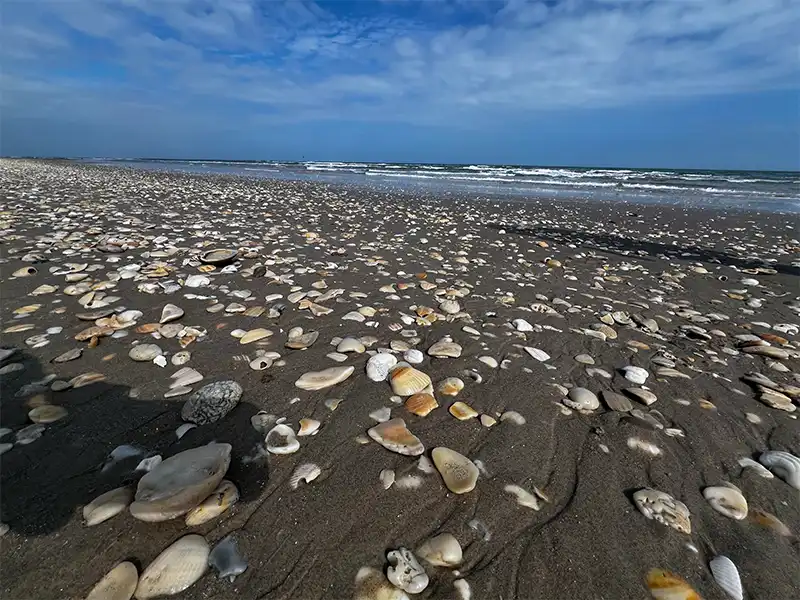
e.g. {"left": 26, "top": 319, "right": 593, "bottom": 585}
{"left": 368, "top": 418, "right": 424, "bottom": 456}
{"left": 297, "top": 418, "right": 321, "bottom": 436}
{"left": 289, "top": 463, "right": 321, "bottom": 489}
{"left": 709, "top": 555, "right": 743, "bottom": 600}
{"left": 85, "top": 561, "right": 138, "bottom": 600}
{"left": 130, "top": 443, "right": 231, "bottom": 522}
{"left": 295, "top": 366, "right": 354, "bottom": 390}
{"left": 416, "top": 533, "right": 462, "bottom": 567}
{"left": 185, "top": 480, "right": 238, "bottom": 526}
{"left": 432, "top": 447, "right": 479, "bottom": 494}
{"left": 239, "top": 328, "right": 273, "bottom": 344}
{"left": 83, "top": 486, "right": 134, "bottom": 526}
{"left": 128, "top": 344, "right": 163, "bottom": 362}
{"left": 758, "top": 450, "right": 800, "bottom": 489}
{"left": 646, "top": 569, "right": 701, "bottom": 600}
{"left": 159, "top": 303, "right": 184, "bottom": 324}
{"left": 428, "top": 339, "right": 462, "bottom": 358}
{"left": 633, "top": 488, "right": 691, "bottom": 533}
{"left": 389, "top": 366, "right": 432, "bottom": 396}
{"left": 703, "top": 485, "right": 748, "bottom": 520}
{"left": 28, "top": 404, "right": 67, "bottom": 424}
{"left": 265, "top": 424, "right": 300, "bottom": 454}
{"left": 135, "top": 535, "right": 209, "bottom": 599}
{"left": 200, "top": 248, "right": 237, "bottom": 265}
{"left": 564, "top": 387, "right": 599, "bottom": 412}
{"left": 449, "top": 401, "right": 478, "bottom": 420}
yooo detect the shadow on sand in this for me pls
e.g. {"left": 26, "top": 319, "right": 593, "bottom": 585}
{"left": 0, "top": 348, "right": 267, "bottom": 536}
{"left": 487, "top": 223, "right": 800, "bottom": 277}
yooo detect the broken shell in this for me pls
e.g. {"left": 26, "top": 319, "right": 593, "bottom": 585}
{"left": 633, "top": 488, "right": 691, "bottom": 534}
{"left": 367, "top": 418, "right": 424, "bottom": 456}
{"left": 185, "top": 480, "right": 238, "bottom": 526}
{"left": 389, "top": 366, "right": 432, "bottom": 396}
{"left": 295, "top": 366, "right": 354, "bottom": 390}
{"left": 405, "top": 393, "right": 438, "bottom": 417}
{"left": 703, "top": 485, "right": 748, "bottom": 520}
{"left": 266, "top": 424, "right": 300, "bottom": 454}
{"left": 289, "top": 463, "right": 321, "bottom": 489}
{"left": 416, "top": 533, "right": 462, "bottom": 567}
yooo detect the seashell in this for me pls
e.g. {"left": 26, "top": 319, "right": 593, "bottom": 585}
{"left": 368, "top": 418, "right": 424, "bottom": 456}
{"left": 295, "top": 366, "right": 354, "bottom": 390}
{"left": 208, "top": 535, "right": 248, "bottom": 581}
{"left": 646, "top": 569, "right": 701, "bottom": 600}
{"left": 129, "top": 344, "right": 163, "bottom": 362}
{"left": 633, "top": 488, "right": 691, "bottom": 534}
{"left": 627, "top": 437, "right": 662, "bottom": 457}
{"left": 265, "top": 423, "right": 300, "bottom": 454}
{"left": 380, "top": 468, "right": 396, "bottom": 489}
{"left": 387, "top": 548, "right": 428, "bottom": 594}
{"left": 437, "top": 377, "right": 464, "bottom": 396}
{"left": 14, "top": 303, "right": 42, "bottom": 316}
{"left": 405, "top": 393, "right": 438, "bottom": 417}
{"left": 297, "top": 418, "right": 321, "bottom": 436}
{"left": 439, "top": 299, "right": 460, "bottom": 314}
{"left": 135, "top": 535, "right": 209, "bottom": 599}
{"left": 389, "top": 366, "right": 432, "bottom": 396}
{"left": 249, "top": 356, "right": 273, "bottom": 370}
{"left": 200, "top": 248, "right": 237, "bottom": 265}
{"left": 13, "top": 266, "right": 37, "bottom": 277}
{"left": 709, "top": 555, "right": 743, "bottom": 600}
{"left": 432, "top": 447, "right": 479, "bottom": 494}
{"left": 504, "top": 484, "right": 541, "bottom": 510}
{"left": 622, "top": 366, "right": 649, "bottom": 384}
{"left": 428, "top": 339, "right": 462, "bottom": 358}
{"left": 737, "top": 457, "right": 773, "bottom": 478}
{"left": 624, "top": 387, "right": 658, "bottom": 406}
{"left": 449, "top": 401, "right": 478, "bottom": 420}
{"left": 31, "top": 284, "right": 58, "bottom": 295}
{"left": 703, "top": 485, "right": 748, "bottom": 520}
{"left": 83, "top": 486, "right": 134, "bottom": 526}
{"left": 130, "top": 443, "right": 231, "bottom": 522}
{"left": 75, "top": 325, "right": 113, "bottom": 341}
{"left": 181, "top": 381, "right": 242, "bottom": 425}
{"left": 239, "top": 328, "right": 273, "bottom": 344}
{"left": 185, "top": 480, "right": 238, "bottom": 526}
{"left": 171, "top": 351, "right": 191, "bottom": 366}
{"left": 750, "top": 509, "right": 792, "bottom": 536}
{"left": 601, "top": 391, "right": 633, "bottom": 412}
{"left": 289, "top": 463, "right": 321, "bottom": 489}
{"left": 523, "top": 346, "right": 550, "bottom": 362}
{"left": 416, "top": 533, "right": 462, "bottom": 567}
{"left": 353, "top": 566, "right": 410, "bottom": 600}
{"left": 500, "top": 410, "right": 526, "bottom": 425}
{"left": 337, "top": 337, "right": 366, "bottom": 353}
{"left": 758, "top": 450, "right": 800, "bottom": 489}
{"left": 370, "top": 407, "right": 392, "bottom": 422}
{"left": 366, "top": 353, "right": 398, "bottom": 382}
{"left": 250, "top": 411, "right": 276, "bottom": 433}
{"left": 28, "top": 404, "right": 67, "bottom": 424}
{"left": 564, "top": 387, "right": 599, "bottom": 412}
{"left": 159, "top": 303, "right": 184, "bottom": 324}
{"left": 85, "top": 561, "right": 138, "bottom": 600}
{"left": 3, "top": 323, "right": 35, "bottom": 333}
{"left": 70, "top": 372, "right": 106, "bottom": 388}
{"left": 175, "top": 423, "right": 196, "bottom": 439}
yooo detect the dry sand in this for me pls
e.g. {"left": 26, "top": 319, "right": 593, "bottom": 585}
{"left": 1, "top": 160, "right": 799, "bottom": 600}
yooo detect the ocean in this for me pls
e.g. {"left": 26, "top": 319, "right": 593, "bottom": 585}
{"left": 83, "top": 159, "right": 800, "bottom": 212}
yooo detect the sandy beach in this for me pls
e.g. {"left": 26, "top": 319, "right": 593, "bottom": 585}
{"left": 1, "top": 159, "right": 798, "bottom": 600}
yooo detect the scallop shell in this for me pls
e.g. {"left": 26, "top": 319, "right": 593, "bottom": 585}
{"left": 135, "top": 535, "right": 209, "bottom": 599}
{"left": 83, "top": 486, "right": 134, "bottom": 526}
{"left": 405, "top": 393, "right": 438, "bottom": 417}
{"left": 703, "top": 485, "right": 748, "bottom": 520}
{"left": 130, "top": 443, "right": 231, "bottom": 522}
{"left": 709, "top": 555, "right": 743, "bottom": 600}
{"left": 184, "top": 480, "right": 238, "bottom": 526}
{"left": 289, "top": 463, "right": 321, "bottom": 489}
{"left": 294, "top": 366, "right": 354, "bottom": 390}
{"left": 646, "top": 569, "right": 701, "bottom": 600}
{"left": 389, "top": 366, "right": 432, "bottom": 396}
{"left": 85, "top": 561, "right": 138, "bottom": 600}
{"left": 633, "top": 488, "right": 691, "bottom": 534}
{"left": 758, "top": 450, "right": 800, "bottom": 489}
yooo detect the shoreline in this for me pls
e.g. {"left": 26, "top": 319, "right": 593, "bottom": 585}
{"left": 1, "top": 159, "right": 798, "bottom": 600}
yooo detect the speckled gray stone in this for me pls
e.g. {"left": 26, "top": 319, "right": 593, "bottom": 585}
{"left": 181, "top": 381, "right": 242, "bottom": 424}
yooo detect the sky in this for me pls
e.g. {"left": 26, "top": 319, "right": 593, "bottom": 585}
{"left": 1, "top": 0, "right": 799, "bottom": 170}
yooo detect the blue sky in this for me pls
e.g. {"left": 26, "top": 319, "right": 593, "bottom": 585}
{"left": 1, "top": 0, "right": 798, "bottom": 170}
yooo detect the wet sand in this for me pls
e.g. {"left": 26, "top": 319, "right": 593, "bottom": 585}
{"left": 1, "top": 159, "right": 799, "bottom": 600}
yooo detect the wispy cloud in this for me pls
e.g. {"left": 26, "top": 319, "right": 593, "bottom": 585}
{"left": 1, "top": 0, "right": 798, "bottom": 158}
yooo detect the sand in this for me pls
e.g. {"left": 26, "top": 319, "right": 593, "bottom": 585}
{"left": 1, "top": 159, "right": 798, "bottom": 600}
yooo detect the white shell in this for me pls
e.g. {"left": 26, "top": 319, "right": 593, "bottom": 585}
{"left": 135, "top": 535, "right": 209, "bottom": 599}
{"left": 83, "top": 486, "right": 134, "bottom": 526}
{"left": 710, "top": 555, "right": 743, "bottom": 600}
{"left": 265, "top": 424, "right": 300, "bottom": 454}
{"left": 86, "top": 561, "right": 138, "bottom": 600}
{"left": 416, "top": 533, "right": 462, "bottom": 567}
{"left": 703, "top": 485, "right": 748, "bottom": 520}
{"left": 289, "top": 463, "right": 321, "bottom": 489}
{"left": 523, "top": 347, "right": 550, "bottom": 362}
{"left": 759, "top": 450, "right": 800, "bottom": 489}
{"left": 366, "top": 353, "right": 398, "bottom": 382}
{"left": 294, "top": 366, "right": 354, "bottom": 390}
{"left": 386, "top": 548, "right": 429, "bottom": 594}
